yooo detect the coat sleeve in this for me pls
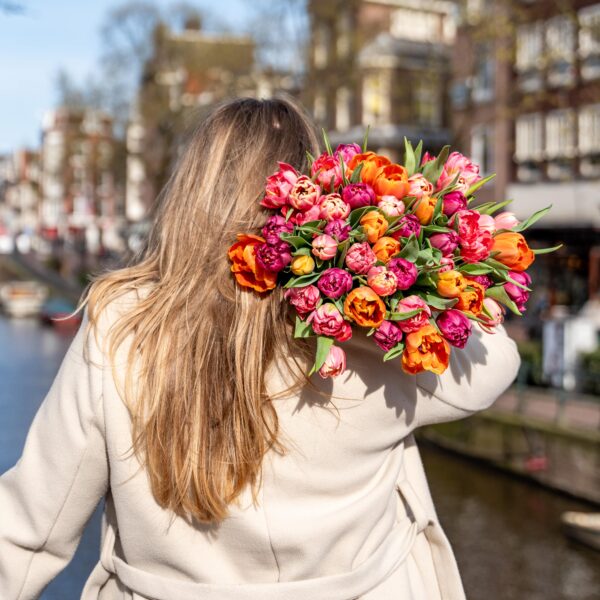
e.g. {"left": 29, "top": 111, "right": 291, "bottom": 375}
{"left": 413, "top": 322, "right": 521, "bottom": 428}
{"left": 0, "top": 307, "right": 109, "bottom": 600}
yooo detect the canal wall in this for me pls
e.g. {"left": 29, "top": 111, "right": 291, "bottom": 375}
{"left": 418, "top": 401, "right": 600, "bottom": 505}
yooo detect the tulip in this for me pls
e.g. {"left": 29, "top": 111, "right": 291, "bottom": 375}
{"left": 442, "top": 191, "right": 467, "bottom": 217}
{"left": 436, "top": 270, "right": 468, "bottom": 298}
{"left": 401, "top": 325, "right": 450, "bottom": 375}
{"left": 307, "top": 303, "right": 346, "bottom": 337}
{"left": 367, "top": 266, "right": 398, "bottom": 296}
{"left": 373, "top": 320, "right": 403, "bottom": 352}
{"left": 494, "top": 211, "right": 520, "bottom": 230}
{"left": 319, "top": 193, "right": 351, "bottom": 221}
{"left": 317, "top": 267, "right": 353, "bottom": 299}
{"left": 504, "top": 270, "right": 532, "bottom": 312}
{"left": 312, "top": 234, "right": 338, "bottom": 260}
{"left": 291, "top": 255, "right": 315, "bottom": 275}
{"left": 387, "top": 257, "right": 418, "bottom": 290}
{"left": 395, "top": 295, "right": 431, "bottom": 333}
{"left": 289, "top": 176, "right": 321, "bottom": 211}
{"left": 345, "top": 242, "right": 377, "bottom": 274}
{"left": 429, "top": 231, "right": 459, "bottom": 257}
{"left": 436, "top": 309, "right": 472, "bottom": 349}
{"left": 377, "top": 195, "right": 406, "bottom": 217}
{"left": 342, "top": 183, "right": 376, "bottom": 209}
{"left": 318, "top": 345, "right": 347, "bottom": 378}
{"left": 284, "top": 285, "right": 320, "bottom": 316}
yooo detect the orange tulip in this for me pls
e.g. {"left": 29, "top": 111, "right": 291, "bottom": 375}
{"left": 401, "top": 324, "right": 450, "bottom": 375}
{"left": 372, "top": 236, "right": 401, "bottom": 263}
{"left": 372, "top": 164, "right": 410, "bottom": 199}
{"left": 492, "top": 232, "right": 535, "bottom": 272}
{"left": 227, "top": 233, "right": 277, "bottom": 293}
{"left": 436, "top": 270, "right": 467, "bottom": 298}
{"left": 455, "top": 281, "right": 485, "bottom": 315}
{"left": 413, "top": 196, "right": 438, "bottom": 225}
{"left": 343, "top": 285, "right": 386, "bottom": 328}
{"left": 348, "top": 152, "right": 391, "bottom": 186}
{"left": 360, "top": 210, "right": 388, "bottom": 243}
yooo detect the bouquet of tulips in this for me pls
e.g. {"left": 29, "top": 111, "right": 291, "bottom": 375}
{"left": 228, "top": 132, "right": 558, "bottom": 379}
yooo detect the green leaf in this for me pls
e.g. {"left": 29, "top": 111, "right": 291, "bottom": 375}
{"left": 513, "top": 205, "right": 552, "bottom": 232}
{"left": 403, "top": 137, "right": 416, "bottom": 176}
{"left": 422, "top": 224, "right": 452, "bottom": 234}
{"left": 459, "top": 263, "right": 495, "bottom": 275}
{"left": 532, "top": 244, "right": 562, "bottom": 255}
{"left": 283, "top": 272, "right": 321, "bottom": 288}
{"left": 422, "top": 145, "right": 450, "bottom": 185}
{"left": 398, "top": 234, "right": 420, "bottom": 261}
{"left": 284, "top": 207, "right": 294, "bottom": 222}
{"left": 279, "top": 233, "right": 310, "bottom": 249}
{"left": 362, "top": 125, "right": 370, "bottom": 152}
{"left": 504, "top": 274, "right": 531, "bottom": 291}
{"left": 413, "top": 140, "right": 423, "bottom": 171}
{"left": 294, "top": 315, "right": 314, "bottom": 338}
{"left": 350, "top": 162, "right": 364, "bottom": 184}
{"left": 292, "top": 247, "right": 312, "bottom": 256}
{"left": 308, "top": 336, "right": 335, "bottom": 375}
{"left": 386, "top": 308, "right": 422, "bottom": 321}
{"left": 485, "top": 285, "right": 522, "bottom": 316}
{"left": 339, "top": 153, "right": 349, "bottom": 186}
{"left": 348, "top": 205, "right": 378, "bottom": 228}
{"left": 383, "top": 343, "right": 405, "bottom": 361}
{"left": 477, "top": 198, "right": 514, "bottom": 216}
{"left": 431, "top": 195, "right": 443, "bottom": 223}
{"left": 322, "top": 128, "right": 333, "bottom": 155}
{"left": 336, "top": 238, "right": 350, "bottom": 268}
{"left": 418, "top": 293, "right": 458, "bottom": 310}
{"left": 483, "top": 257, "right": 510, "bottom": 273}
{"left": 466, "top": 173, "right": 496, "bottom": 197}
{"left": 306, "top": 151, "right": 315, "bottom": 168}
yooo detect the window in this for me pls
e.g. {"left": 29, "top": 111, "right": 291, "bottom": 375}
{"left": 362, "top": 70, "right": 391, "bottom": 126}
{"left": 414, "top": 79, "right": 441, "bottom": 127}
{"left": 390, "top": 8, "right": 442, "bottom": 42}
{"left": 516, "top": 22, "right": 544, "bottom": 72}
{"left": 314, "top": 24, "right": 331, "bottom": 69}
{"left": 336, "top": 10, "right": 352, "bottom": 59}
{"left": 579, "top": 4, "right": 600, "bottom": 80}
{"left": 515, "top": 113, "right": 544, "bottom": 162}
{"left": 313, "top": 91, "right": 327, "bottom": 123}
{"left": 335, "top": 87, "right": 352, "bottom": 131}
{"left": 579, "top": 104, "right": 600, "bottom": 154}
{"left": 579, "top": 4, "right": 600, "bottom": 58}
{"left": 471, "top": 125, "right": 494, "bottom": 175}
{"left": 546, "top": 15, "right": 576, "bottom": 87}
{"left": 472, "top": 42, "right": 494, "bottom": 103}
{"left": 545, "top": 109, "right": 576, "bottom": 159}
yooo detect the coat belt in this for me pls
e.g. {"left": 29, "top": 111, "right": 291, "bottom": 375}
{"left": 98, "top": 479, "right": 433, "bottom": 600}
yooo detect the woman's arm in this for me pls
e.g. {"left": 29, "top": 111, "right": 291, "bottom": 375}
{"left": 0, "top": 308, "right": 109, "bottom": 600}
{"left": 413, "top": 322, "right": 521, "bottom": 428}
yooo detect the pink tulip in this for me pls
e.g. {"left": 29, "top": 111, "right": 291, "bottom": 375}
{"left": 284, "top": 285, "right": 321, "bottom": 316}
{"left": 436, "top": 309, "right": 472, "bottom": 348}
{"left": 311, "top": 152, "right": 343, "bottom": 190}
{"left": 289, "top": 175, "right": 321, "bottom": 211}
{"left": 261, "top": 162, "right": 299, "bottom": 208}
{"left": 345, "top": 242, "right": 377, "bottom": 274}
{"left": 407, "top": 173, "right": 434, "bottom": 199}
{"left": 429, "top": 231, "right": 459, "bottom": 257}
{"left": 480, "top": 298, "right": 505, "bottom": 333}
{"left": 319, "top": 193, "right": 351, "bottom": 221}
{"left": 494, "top": 211, "right": 520, "bottom": 230}
{"left": 307, "top": 303, "right": 346, "bottom": 338}
{"left": 442, "top": 191, "right": 467, "bottom": 217}
{"left": 395, "top": 295, "right": 431, "bottom": 333}
{"left": 311, "top": 234, "right": 339, "bottom": 260}
{"left": 377, "top": 195, "right": 406, "bottom": 217}
{"left": 436, "top": 152, "right": 481, "bottom": 193}
{"left": 504, "top": 270, "right": 531, "bottom": 312}
{"left": 478, "top": 214, "right": 496, "bottom": 234}
{"left": 367, "top": 266, "right": 398, "bottom": 296}
{"left": 342, "top": 183, "right": 376, "bottom": 209}
{"left": 373, "top": 320, "right": 403, "bottom": 352}
{"left": 387, "top": 257, "right": 418, "bottom": 290}
{"left": 318, "top": 344, "right": 347, "bottom": 378}
{"left": 439, "top": 257, "right": 455, "bottom": 272}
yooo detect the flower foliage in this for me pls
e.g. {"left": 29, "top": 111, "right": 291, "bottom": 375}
{"left": 228, "top": 132, "right": 558, "bottom": 379}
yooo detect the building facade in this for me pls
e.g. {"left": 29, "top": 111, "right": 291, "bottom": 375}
{"left": 306, "top": 0, "right": 457, "bottom": 157}
{"left": 451, "top": 0, "right": 600, "bottom": 312}
{"left": 40, "top": 108, "right": 124, "bottom": 256}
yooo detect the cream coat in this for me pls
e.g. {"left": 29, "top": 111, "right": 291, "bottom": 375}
{"left": 0, "top": 291, "right": 521, "bottom": 600}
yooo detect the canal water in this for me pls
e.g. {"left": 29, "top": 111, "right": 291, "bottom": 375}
{"left": 1, "top": 315, "right": 599, "bottom": 600}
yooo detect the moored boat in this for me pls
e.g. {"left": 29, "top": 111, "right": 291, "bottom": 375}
{"left": 561, "top": 511, "right": 600, "bottom": 551}
{"left": 0, "top": 280, "right": 49, "bottom": 318}
{"left": 40, "top": 298, "right": 82, "bottom": 330}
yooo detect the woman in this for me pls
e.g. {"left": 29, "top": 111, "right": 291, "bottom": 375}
{"left": 0, "top": 97, "right": 521, "bottom": 600}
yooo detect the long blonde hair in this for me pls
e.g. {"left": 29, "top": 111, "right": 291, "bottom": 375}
{"left": 79, "top": 97, "right": 324, "bottom": 523}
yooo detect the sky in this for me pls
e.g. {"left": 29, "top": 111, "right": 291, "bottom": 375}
{"left": 0, "top": 0, "right": 251, "bottom": 153}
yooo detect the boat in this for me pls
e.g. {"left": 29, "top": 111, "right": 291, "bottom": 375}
{"left": 561, "top": 511, "right": 600, "bottom": 551}
{"left": 0, "top": 280, "right": 49, "bottom": 318}
{"left": 40, "top": 298, "right": 82, "bottom": 330}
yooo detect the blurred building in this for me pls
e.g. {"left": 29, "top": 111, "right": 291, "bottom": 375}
{"left": 40, "top": 108, "right": 125, "bottom": 256}
{"left": 127, "top": 17, "right": 297, "bottom": 222}
{"left": 306, "top": 0, "right": 457, "bottom": 157}
{"left": 0, "top": 150, "right": 41, "bottom": 252}
{"left": 451, "top": 0, "right": 600, "bottom": 312}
